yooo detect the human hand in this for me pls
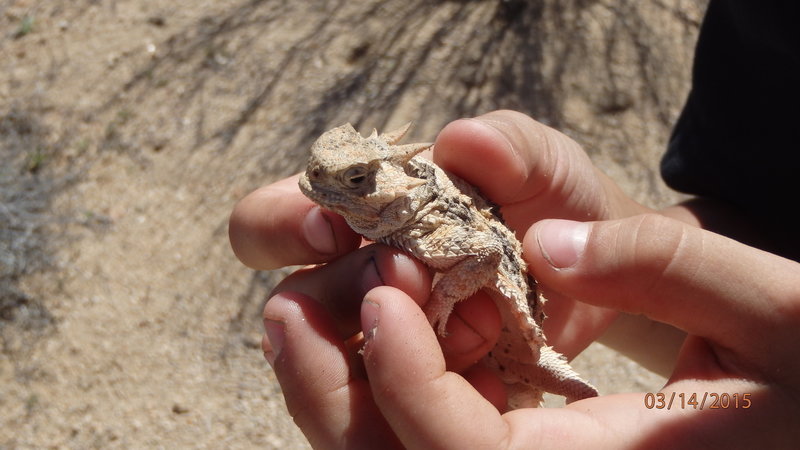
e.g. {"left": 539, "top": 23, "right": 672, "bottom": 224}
{"left": 228, "top": 110, "right": 682, "bottom": 446}
{"left": 229, "top": 110, "right": 641, "bottom": 271}
{"left": 230, "top": 111, "right": 651, "bottom": 359}
{"left": 264, "top": 215, "right": 800, "bottom": 448}
{"left": 431, "top": 110, "right": 655, "bottom": 356}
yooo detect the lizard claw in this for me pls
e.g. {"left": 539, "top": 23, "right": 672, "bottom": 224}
{"left": 425, "top": 308, "right": 451, "bottom": 337}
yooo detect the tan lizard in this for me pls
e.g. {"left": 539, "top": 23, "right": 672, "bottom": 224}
{"left": 298, "top": 123, "right": 598, "bottom": 408}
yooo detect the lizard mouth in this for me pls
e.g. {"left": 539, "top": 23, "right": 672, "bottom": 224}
{"left": 298, "top": 173, "right": 348, "bottom": 211}
{"left": 297, "top": 172, "right": 314, "bottom": 197}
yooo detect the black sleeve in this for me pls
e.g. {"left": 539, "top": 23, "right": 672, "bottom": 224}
{"left": 661, "top": 0, "right": 800, "bottom": 229}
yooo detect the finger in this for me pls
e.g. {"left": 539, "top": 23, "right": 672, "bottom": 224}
{"left": 461, "top": 364, "right": 508, "bottom": 412}
{"left": 273, "top": 244, "right": 501, "bottom": 371}
{"left": 360, "top": 286, "right": 511, "bottom": 449}
{"left": 272, "top": 244, "right": 432, "bottom": 337}
{"left": 534, "top": 286, "right": 618, "bottom": 359}
{"left": 263, "top": 292, "right": 403, "bottom": 449}
{"left": 438, "top": 290, "right": 501, "bottom": 373}
{"left": 358, "top": 286, "right": 795, "bottom": 448}
{"left": 525, "top": 215, "right": 800, "bottom": 379}
{"left": 434, "top": 110, "right": 645, "bottom": 231}
{"left": 229, "top": 175, "right": 361, "bottom": 270}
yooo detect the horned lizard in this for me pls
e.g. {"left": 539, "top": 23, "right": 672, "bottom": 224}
{"left": 298, "top": 123, "right": 598, "bottom": 408}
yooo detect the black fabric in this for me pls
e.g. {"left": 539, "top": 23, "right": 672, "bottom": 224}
{"left": 662, "top": 1, "right": 800, "bottom": 235}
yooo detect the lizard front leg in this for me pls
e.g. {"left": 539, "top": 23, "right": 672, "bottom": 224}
{"left": 426, "top": 243, "right": 502, "bottom": 336}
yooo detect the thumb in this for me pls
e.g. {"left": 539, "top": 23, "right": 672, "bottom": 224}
{"left": 523, "top": 214, "right": 800, "bottom": 373}
{"left": 433, "top": 110, "right": 645, "bottom": 230}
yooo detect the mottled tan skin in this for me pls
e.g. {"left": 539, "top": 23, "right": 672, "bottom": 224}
{"left": 298, "top": 123, "right": 598, "bottom": 408}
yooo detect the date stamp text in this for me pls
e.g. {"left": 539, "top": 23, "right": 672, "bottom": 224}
{"left": 644, "top": 392, "right": 752, "bottom": 410}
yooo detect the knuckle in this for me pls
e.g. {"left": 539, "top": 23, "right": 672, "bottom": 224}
{"left": 625, "top": 213, "right": 694, "bottom": 295}
{"left": 630, "top": 214, "right": 686, "bottom": 259}
{"left": 268, "top": 268, "right": 303, "bottom": 299}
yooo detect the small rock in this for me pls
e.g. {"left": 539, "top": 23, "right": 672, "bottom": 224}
{"left": 171, "top": 403, "right": 189, "bottom": 414}
{"left": 147, "top": 16, "right": 166, "bottom": 27}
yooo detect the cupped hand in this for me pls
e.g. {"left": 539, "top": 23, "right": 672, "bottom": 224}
{"left": 228, "top": 110, "right": 702, "bottom": 447}
{"left": 230, "top": 111, "right": 649, "bottom": 358}
{"left": 230, "top": 110, "right": 641, "bottom": 272}
{"left": 433, "top": 110, "right": 646, "bottom": 228}
{"left": 433, "top": 111, "right": 655, "bottom": 354}
{"left": 265, "top": 215, "right": 800, "bottom": 448}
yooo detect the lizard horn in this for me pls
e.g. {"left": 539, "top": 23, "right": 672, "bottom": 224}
{"left": 380, "top": 122, "right": 412, "bottom": 144}
{"left": 391, "top": 142, "right": 432, "bottom": 163}
{"left": 369, "top": 128, "right": 378, "bottom": 139}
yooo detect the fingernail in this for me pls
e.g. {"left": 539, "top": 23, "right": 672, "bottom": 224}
{"left": 361, "top": 299, "right": 380, "bottom": 343}
{"left": 302, "top": 206, "right": 337, "bottom": 255}
{"left": 536, "top": 220, "right": 589, "bottom": 269}
{"left": 360, "top": 255, "right": 384, "bottom": 294}
{"left": 439, "top": 314, "right": 484, "bottom": 354}
{"left": 263, "top": 318, "right": 285, "bottom": 367}
{"left": 469, "top": 118, "right": 517, "bottom": 157}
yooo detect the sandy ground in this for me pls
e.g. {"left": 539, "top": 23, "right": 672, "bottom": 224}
{"left": 1, "top": 0, "right": 706, "bottom": 448}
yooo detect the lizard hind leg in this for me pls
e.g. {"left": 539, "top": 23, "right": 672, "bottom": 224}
{"left": 425, "top": 249, "right": 501, "bottom": 336}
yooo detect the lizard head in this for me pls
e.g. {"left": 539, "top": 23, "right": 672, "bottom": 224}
{"left": 298, "top": 123, "right": 431, "bottom": 222}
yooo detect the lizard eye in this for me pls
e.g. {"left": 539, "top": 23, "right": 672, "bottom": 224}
{"left": 343, "top": 165, "right": 368, "bottom": 188}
